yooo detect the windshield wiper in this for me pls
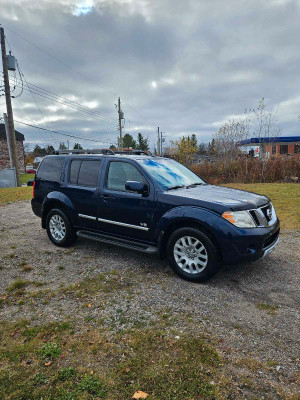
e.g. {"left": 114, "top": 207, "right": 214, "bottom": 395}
{"left": 186, "top": 182, "right": 204, "bottom": 188}
{"left": 166, "top": 185, "right": 186, "bottom": 191}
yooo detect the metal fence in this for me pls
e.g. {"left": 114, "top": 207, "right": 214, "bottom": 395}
{"left": 0, "top": 168, "right": 17, "bottom": 188}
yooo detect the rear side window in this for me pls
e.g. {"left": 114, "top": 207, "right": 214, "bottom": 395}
{"left": 37, "top": 157, "right": 64, "bottom": 182}
{"left": 69, "top": 160, "right": 101, "bottom": 187}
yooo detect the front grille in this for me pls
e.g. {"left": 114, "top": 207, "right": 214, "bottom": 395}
{"left": 261, "top": 204, "right": 273, "bottom": 222}
{"left": 249, "top": 210, "right": 260, "bottom": 226}
{"left": 263, "top": 229, "right": 279, "bottom": 249}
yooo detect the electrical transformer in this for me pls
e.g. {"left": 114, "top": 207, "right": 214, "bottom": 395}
{"left": 6, "top": 52, "right": 16, "bottom": 71}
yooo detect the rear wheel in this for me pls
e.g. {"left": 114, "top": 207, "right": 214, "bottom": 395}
{"left": 167, "top": 227, "right": 220, "bottom": 282}
{"left": 46, "top": 208, "right": 76, "bottom": 247}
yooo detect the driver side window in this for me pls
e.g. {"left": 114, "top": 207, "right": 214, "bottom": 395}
{"left": 107, "top": 161, "right": 146, "bottom": 192}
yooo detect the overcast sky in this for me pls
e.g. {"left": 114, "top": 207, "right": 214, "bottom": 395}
{"left": 1, "top": 0, "right": 300, "bottom": 150}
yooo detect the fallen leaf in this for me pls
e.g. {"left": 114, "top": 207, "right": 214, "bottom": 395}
{"left": 88, "top": 303, "right": 92, "bottom": 308}
{"left": 125, "top": 367, "right": 131, "bottom": 372}
{"left": 44, "top": 361, "right": 52, "bottom": 366}
{"left": 132, "top": 390, "right": 149, "bottom": 399}
{"left": 90, "top": 370, "right": 94, "bottom": 374}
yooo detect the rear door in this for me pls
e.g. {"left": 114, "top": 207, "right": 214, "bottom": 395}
{"left": 63, "top": 158, "right": 101, "bottom": 229}
{"left": 98, "top": 160, "right": 157, "bottom": 243}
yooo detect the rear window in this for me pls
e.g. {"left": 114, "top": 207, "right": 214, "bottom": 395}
{"left": 36, "top": 157, "right": 64, "bottom": 182}
{"left": 69, "top": 160, "right": 101, "bottom": 187}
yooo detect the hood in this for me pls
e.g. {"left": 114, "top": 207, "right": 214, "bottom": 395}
{"left": 160, "top": 184, "right": 269, "bottom": 213}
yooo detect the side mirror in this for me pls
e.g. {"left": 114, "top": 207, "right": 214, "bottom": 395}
{"left": 125, "top": 181, "right": 148, "bottom": 196}
{"left": 27, "top": 179, "right": 34, "bottom": 187}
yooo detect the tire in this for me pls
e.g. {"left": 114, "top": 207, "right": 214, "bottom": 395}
{"left": 167, "top": 227, "right": 220, "bottom": 282}
{"left": 46, "top": 208, "right": 76, "bottom": 247}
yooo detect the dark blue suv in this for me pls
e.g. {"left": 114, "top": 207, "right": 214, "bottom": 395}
{"left": 30, "top": 151, "right": 280, "bottom": 282}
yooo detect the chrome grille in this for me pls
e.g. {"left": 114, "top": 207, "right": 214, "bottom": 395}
{"left": 248, "top": 202, "right": 277, "bottom": 227}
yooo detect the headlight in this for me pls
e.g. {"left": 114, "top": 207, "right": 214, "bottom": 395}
{"left": 222, "top": 211, "right": 256, "bottom": 228}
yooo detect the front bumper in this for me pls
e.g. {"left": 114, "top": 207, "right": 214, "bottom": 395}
{"left": 219, "top": 218, "right": 280, "bottom": 265}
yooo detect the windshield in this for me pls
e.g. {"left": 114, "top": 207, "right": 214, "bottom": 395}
{"left": 137, "top": 158, "right": 205, "bottom": 190}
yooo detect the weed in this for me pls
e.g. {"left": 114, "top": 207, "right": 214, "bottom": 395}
{"left": 6, "top": 279, "right": 29, "bottom": 293}
{"left": 78, "top": 375, "right": 105, "bottom": 396}
{"left": 257, "top": 303, "right": 279, "bottom": 314}
{"left": 39, "top": 342, "right": 62, "bottom": 360}
{"left": 34, "top": 372, "right": 49, "bottom": 385}
{"left": 58, "top": 367, "right": 76, "bottom": 381}
{"left": 58, "top": 265, "right": 65, "bottom": 270}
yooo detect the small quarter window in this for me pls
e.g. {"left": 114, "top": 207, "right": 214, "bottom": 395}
{"left": 69, "top": 160, "right": 101, "bottom": 187}
{"left": 36, "top": 157, "right": 64, "bottom": 182}
{"left": 69, "top": 160, "right": 81, "bottom": 185}
{"left": 107, "top": 162, "right": 146, "bottom": 192}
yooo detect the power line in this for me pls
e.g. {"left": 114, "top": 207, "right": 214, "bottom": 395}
{"left": 12, "top": 113, "right": 118, "bottom": 139}
{"left": 7, "top": 75, "right": 117, "bottom": 124}
{"left": 1, "top": 24, "right": 117, "bottom": 98}
{"left": 12, "top": 118, "right": 115, "bottom": 144}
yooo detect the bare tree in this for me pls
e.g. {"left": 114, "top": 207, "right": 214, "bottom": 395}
{"left": 250, "top": 98, "right": 281, "bottom": 181}
{"left": 213, "top": 99, "right": 281, "bottom": 182}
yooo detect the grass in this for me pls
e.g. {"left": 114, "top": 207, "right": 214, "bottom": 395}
{"left": 0, "top": 186, "right": 32, "bottom": 205}
{"left": 20, "top": 173, "right": 35, "bottom": 185}
{"left": 0, "top": 320, "right": 225, "bottom": 400}
{"left": 257, "top": 302, "right": 279, "bottom": 315}
{"left": 224, "top": 183, "right": 300, "bottom": 230}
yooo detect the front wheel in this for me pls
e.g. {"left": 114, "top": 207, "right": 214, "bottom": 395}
{"left": 46, "top": 208, "right": 76, "bottom": 247}
{"left": 167, "top": 227, "right": 220, "bottom": 282}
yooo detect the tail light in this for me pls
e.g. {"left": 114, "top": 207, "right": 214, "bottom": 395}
{"left": 33, "top": 180, "right": 36, "bottom": 198}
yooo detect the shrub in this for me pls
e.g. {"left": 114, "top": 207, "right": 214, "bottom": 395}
{"left": 192, "top": 155, "right": 300, "bottom": 184}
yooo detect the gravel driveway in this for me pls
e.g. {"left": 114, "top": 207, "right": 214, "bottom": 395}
{"left": 0, "top": 201, "right": 299, "bottom": 398}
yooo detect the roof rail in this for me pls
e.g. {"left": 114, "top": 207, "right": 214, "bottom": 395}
{"left": 52, "top": 149, "right": 153, "bottom": 156}
{"left": 53, "top": 148, "right": 115, "bottom": 155}
{"left": 112, "top": 150, "right": 152, "bottom": 156}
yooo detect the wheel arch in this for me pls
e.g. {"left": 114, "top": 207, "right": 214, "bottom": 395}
{"left": 42, "top": 195, "right": 75, "bottom": 229}
{"left": 158, "top": 218, "right": 222, "bottom": 261}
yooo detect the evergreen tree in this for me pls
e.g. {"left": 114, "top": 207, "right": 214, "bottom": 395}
{"left": 59, "top": 142, "right": 67, "bottom": 150}
{"left": 122, "top": 134, "right": 137, "bottom": 149}
{"left": 198, "top": 142, "right": 207, "bottom": 155}
{"left": 136, "top": 132, "right": 149, "bottom": 151}
{"left": 32, "top": 145, "right": 47, "bottom": 157}
{"left": 191, "top": 134, "right": 197, "bottom": 148}
{"left": 73, "top": 143, "right": 83, "bottom": 149}
{"left": 45, "top": 145, "right": 55, "bottom": 154}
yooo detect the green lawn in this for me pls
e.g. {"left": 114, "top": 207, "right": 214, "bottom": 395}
{"left": 224, "top": 183, "right": 300, "bottom": 230}
{"left": 20, "top": 173, "right": 35, "bottom": 185}
{"left": 0, "top": 186, "right": 32, "bottom": 206}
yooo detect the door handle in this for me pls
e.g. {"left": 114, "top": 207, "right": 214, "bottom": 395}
{"left": 103, "top": 194, "right": 109, "bottom": 202}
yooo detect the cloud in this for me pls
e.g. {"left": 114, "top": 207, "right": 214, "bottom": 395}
{"left": 1, "top": 0, "right": 300, "bottom": 150}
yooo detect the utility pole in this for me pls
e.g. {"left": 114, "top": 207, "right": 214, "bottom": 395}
{"left": 118, "top": 97, "right": 123, "bottom": 151}
{"left": 157, "top": 127, "right": 160, "bottom": 156}
{"left": 0, "top": 26, "right": 20, "bottom": 186}
{"left": 160, "top": 131, "right": 165, "bottom": 156}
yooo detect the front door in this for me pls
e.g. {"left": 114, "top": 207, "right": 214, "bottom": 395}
{"left": 98, "top": 160, "right": 156, "bottom": 243}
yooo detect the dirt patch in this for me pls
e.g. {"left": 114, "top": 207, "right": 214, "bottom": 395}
{"left": 0, "top": 201, "right": 299, "bottom": 399}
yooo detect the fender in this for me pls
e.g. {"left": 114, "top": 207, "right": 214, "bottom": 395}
{"left": 155, "top": 206, "right": 225, "bottom": 239}
{"left": 154, "top": 205, "right": 239, "bottom": 258}
{"left": 41, "top": 191, "right": 77, "bottom": 228}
